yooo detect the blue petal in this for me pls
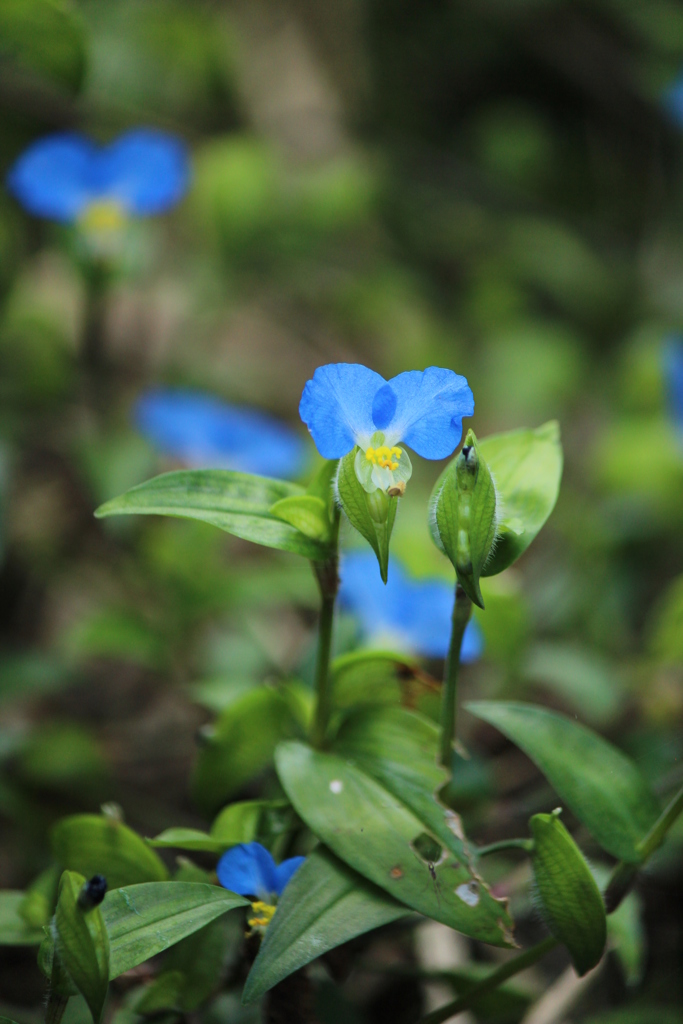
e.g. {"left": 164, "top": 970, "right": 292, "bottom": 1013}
{"left": 6, "top": 134, "right": 96, "bottom": 221}
{"left": 273, "top": 856, "right": 306, "bottom": 896}
{"left": 339, "top": 552, "right": 484, "bottom": 662}
{"left": 664, "top": 336, "right": 683, "bottom": 434}
{"left": 386, "top": 367, "right": 474, "bottom": 459}
{"left": 299, "top": 363, "right": 387, "bottom": 458}
{"left": 95, "top": 129, "right": 190, "bottom": 215}
{"left": 216, "top": 842, "right": 278, "bottom": 900}
{"left": 135, "top": 388, "right": 306, "bottom": 478}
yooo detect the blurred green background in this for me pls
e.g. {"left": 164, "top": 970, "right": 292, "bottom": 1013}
{"left": 1, "top": 0, "right": 683, "bottom": 1020}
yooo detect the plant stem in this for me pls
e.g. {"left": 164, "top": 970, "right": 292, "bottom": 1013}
{"left": 439, "top": 583, "right": 472, "bottom": 769}
{"left": 310, "top": 510, "right": 340, "bottom": 749}
{"left": 476, "top": 838, "right": 534, "bottom": 857}
{"left": 417, "top": 937, "right": 558, "bottom": 1024}
{"left": 604, "top": 781, "right": 683, "bottom": 913}
{"left": 45, "top": 992, "right": 69, "bottom": 1024}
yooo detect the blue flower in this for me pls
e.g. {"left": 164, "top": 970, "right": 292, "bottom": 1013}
{"left": 299, "top": 363, "right": 474, "bottom": 493}
{"left": 664, "top": 336, "right": 683, "bottom": 436}
{"left": 664, "top": 73, "right": 683, "bottom": 128}
{"left": 6, "top": 129, "right": 189, "bottom": 223}
{"left": 217, "top": 842, "right": 305, "bottom": 902}
{"left": 135, "top": 388, "right": 307, "bottom": 478}
{"left": 339, "top": 551, "right": 483, "bottom": 661}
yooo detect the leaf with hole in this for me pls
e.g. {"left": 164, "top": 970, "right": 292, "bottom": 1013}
{"left": 275, "top": 740, "right": 514, "bottom": 946}
{"left": 95, "top": 469, "right": 330, "bottom": 560}
{"left": 244, "top": 846, "right": 407, "bottom": 1002}
{"left": 467, "top": 701, "right": 660, "bottom": 861}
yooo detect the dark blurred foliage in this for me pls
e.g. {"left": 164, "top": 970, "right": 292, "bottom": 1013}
{"left": 1, "top": 0, "right": 683, "bottom": 1021}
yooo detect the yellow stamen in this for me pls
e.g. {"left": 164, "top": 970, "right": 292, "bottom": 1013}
{"left": 247, "top": 901, "right": 277, "bottom": 931}
{"left": 366, "top": 445, "right": 402, "bottom": 471}
{"left": 78, "top": 199, "right": 127, "bottom": 234}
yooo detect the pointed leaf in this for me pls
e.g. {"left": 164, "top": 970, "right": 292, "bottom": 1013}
{"left": 530, "top": 811, "right": 606, "bottom": 975}
{"left": 102, "top": 882, "right": 248, "bottom": 979}
{"left": 148, "top": 828, "right": 226, "bottom": 853}
{"left": 275, "top": 741, "right": 514, "bottom": 946}
{"left": 52, "top": 814, "right": 168, "bottom": 888}
{"left": 478, "top": 421, "right": 563, "bottom": 576}
{"left": 244, "top": 846, "right": 407, "bottom": 1003}
{"left": 467, "top": 701, "right": 660, "bottom": 861}
{"left": 336, "top": 449, "right": 398, "bottom": 582}
{"left": 95, "top": 470, "right": 330, "bottom": 560}
{"left": 55, "top": 871, "right": 110, "bottom": 1023}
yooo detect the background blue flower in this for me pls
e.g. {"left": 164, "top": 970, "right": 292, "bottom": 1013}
{"left": 135, "top": 388, "right": 307, "bottom": 478}
{"left": 339, "top": 551, "right": 483, "bottom": 661}
{"left": 6, "top": 129, "right": 189, "bottom": 222}
{"left": 299, "top": 363, "right": 474, "bottom": 461}
{"left": 216, "top": 842, "right": 305, "bottom": 901}
{"left": 664, "top": 337, "right": 683, "bottom": 436}
{"left": 664, "top": 72, "right": 683, "bottom": 128}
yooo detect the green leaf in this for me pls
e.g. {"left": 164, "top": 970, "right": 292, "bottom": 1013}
{"left": 52, "top": 815, "right": 169, "bottom": 888}
{"left": 331, "top": 650, "right": 417, "bottom": 710}
{"left": 55, "top": 870, "right": 110, "bottom": 1023}
{"left": 95, "top": 470, "right": 330, "bottom": 560}
{"left": 336, "top": 450, "right": 399, "bottom": 583}
{"left": 102, "top": 882, "right": 249, "bottom": 979}
{"left": 0, "top": 891, "right": 45, "bottom": 945}
{"left": 132, "top": 970, "right": 184, "bottom": 1012}
{"left": 148, "top": 828, "right": 226, "bottom": 853}
{"left": 19, "top": 864, "right": 60, "bottom": 928}
{"left": 607, "top": 890, "right": 645, "bottom": 986}
{"left": 149, "top": 799, "right": 284, "bottom": 853}
{"left": 466, "top": 702, "right": 660, "bottom": 861}
{"left": 430, "top": 430, "right": 498, "bottom": 608}
{"left": 191, "top": 688, "right": 300, "bottom": 812}
{"left": 244, "top": 846, "right": 407, "bottom": 1003}
{"left": 0, "top": 0, "right": 87, "bottom": 95}
{"left": 275, "top": 739, "right": 514, "bottom": 946}
{"left": 269, "top": 495, "right": 331, "bottom": 541}
{"left": 529, "top": 811, "right": 606, "bottom": 976}
{"left": 478, "top": 421, "right": 563, "bottom": 576}
{"left": 305, "top": 459, "right": 338, "bottom": 508}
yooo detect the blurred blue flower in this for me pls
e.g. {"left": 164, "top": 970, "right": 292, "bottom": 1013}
{"left": 299, "top": 363, "right": 473, "bottom": 493}
{"left": 6, "top": 129, "right": 189, "bottom": 223}
{"left": 664, "top": 337, "right": 683, "bottom": 435}
{"left": 339, "top": 551, "right": 483, "bottom": 661}
{"left": 217, "top": 842, "right": 305, "bottom": 902}
{"left": 135, "top": 388, "right": 307, "bottom": 478}
{"left": 664, "top": 73, "right": 683, "bottom": 128}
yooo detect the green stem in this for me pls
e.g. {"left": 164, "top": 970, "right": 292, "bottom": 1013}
{"left": 310, "top": 511, "right": 340, "bottom": 749}
{"left": 476, "top": 838, "right": 534, "bottom": 857}
{"left": 417, "top": 937, "right": 558, "bottom": 1024}
{"left": 439, "top": 584, "right": 472, "bottom": 769}
{"left": 604, "top": 781, "right": 683, "bottom": 913}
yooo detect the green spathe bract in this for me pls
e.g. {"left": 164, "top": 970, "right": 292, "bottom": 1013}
{"left": 430, "top": 429, "right": 498, "bottom": 608}
{"left": 54, "top": 871, "right": 110, "bottom": 1024}
{"left": 336, "top": 448, "right": 399, "bottom": 582}
{"left": 529, "top": 811, "right": 606, "bottom": 976}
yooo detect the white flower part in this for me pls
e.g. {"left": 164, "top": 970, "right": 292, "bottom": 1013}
{"left": 354, "top": 431, "right": 413, "bottom": 494}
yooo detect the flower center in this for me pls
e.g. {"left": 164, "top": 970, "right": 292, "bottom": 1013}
{"left": 78, "top": 198, "right": 127, "bottom": 234}
{"left": 366, "top": 445, "right": 402, "bottom": 471}
{"left": 247, "top": 900, "right": 277, "bottom": 931}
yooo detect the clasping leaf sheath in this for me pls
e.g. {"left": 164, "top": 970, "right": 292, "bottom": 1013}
{"left": 530, "top": 810, "right": 607, "bottom": 976}
{"left": 430, "top": 429, "right": 498, "bottom": 608}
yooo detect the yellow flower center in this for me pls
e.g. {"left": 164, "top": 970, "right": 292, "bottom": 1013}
{"left": 366, "top": 445, "right": 402, "bottom": 471}
{"left": 78, "top": 199, "right": 127, "bottom": 234}
{"left": 247, "top": 901, "right": 277, "bottom": 931}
